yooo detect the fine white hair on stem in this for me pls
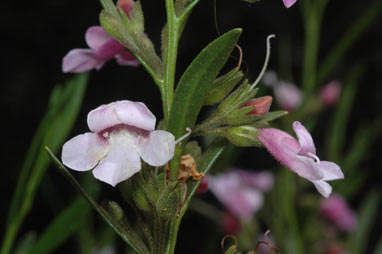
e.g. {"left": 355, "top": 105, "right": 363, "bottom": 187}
{"left": 250, "top": 34, "right": 276, "bottom": 90}
{"left": 175, "top": 127, "right": 192, "bottom": 145}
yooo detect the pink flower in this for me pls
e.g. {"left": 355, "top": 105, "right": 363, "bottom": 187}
{"left": 61, "top": 100, "right": 175, "bottom": 187}
{"left": 222, "top": 212, "right": 241, "bottom": 233}
{"left": 318, "top": 80, "right": 342, "bottom": 106}
{"left": 62, "top": 0, "right": 138, "bottom": 73}
{"left": 320, "top": 193, "right": 357, "bottom": 232}
{"left": 242, "top": 96, "right": 273, "bottom": 116}
{"left": 195, "top": 175, "right": 209, "bottom": 194}
{"left": 257, "top": 121, "right": 344, "bottom": 198}
{"left": 209, "top": 169, "right": 273, "bottom": 221}
{"left": 273, "top": 81, "right": 302, "bottom": 111}
{"left": 282, "top": 0, "right": 297, "bottom": 8}
{"left": 62, "top": 26, "right": 139, "bottom": 73}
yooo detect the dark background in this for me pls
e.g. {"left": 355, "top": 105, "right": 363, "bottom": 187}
{"left": 1, "top": 0, "right": 381, "bottom": 253}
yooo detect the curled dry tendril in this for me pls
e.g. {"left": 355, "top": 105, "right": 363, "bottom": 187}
{"left": 221, "top": 234, "right": 238, "bottom": 254}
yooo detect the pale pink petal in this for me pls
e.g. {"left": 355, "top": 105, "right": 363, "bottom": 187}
{"left": 320, "top": 194, "right": 357, "bottom": 231}
{"left": 318, "top": 161, "right": 344, "bottom": 181}
{"left": 233, "top": 170, "right": 274, "bottom": 192}
{"left": 225, "top": 188, "right": 263, "bottom": 221}
{"left": 312, "top": 180, "right": 332, "bottom": 198}
{"left": 294, "top": 155, "right": 324, "bottom": 180}
{"left": 273, "top": 82, "right": 302, "bottom": 110}
{"left": 318, "top": 80, "right": 341, "bottom": 106}
{"left": 62, "top": 49, "right": 105, "bottom": 73}
{"left": 115, "top": 51, "right": 140, "bottom": 67}
{"left": 113, "top": 101, "right": 156, "bottom": 131}
{"left": 258, "top": 128, "right": 323, "bottom": 180}
{"left": 62, "top": 133, "right": 107, "bottom": 171}
{"left": 139, "top": 130, "right": 175, "bottom": 166}
{"left": 92, "top": 145, "right": 141, "bottom": 186}
{"left": 87, "top": 101, "right": 156, "bottom": 133}
{"left": 283, "top": 0, "right": 297, "bottom": 8}
{"left": 85, "top": 26, "right": 112, "bottom": 51}
{"left": 97, "top": 39, "right": 125, "bottom": 60}
{"left": 293, "top": 121, "right": 316, "bottom": 155}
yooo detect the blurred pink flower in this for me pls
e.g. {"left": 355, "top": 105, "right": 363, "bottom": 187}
{"left": 320, "top": 193, "right": 357, "bottom": 232}
{"left": 222, "top": 212, "right": 241, "bottom": 233}
{"left": 282, "top": 0, "right": 297, "bottom": 8}
{"left": 195, "top": 175, "right": 209, "bottom": 194}
{"left": 318, "top": 80, "right": 342, "bottom": 106}
{"left": 257, "top": 121, "right": 344, "bottom": 198}
{"left": 273, "top": 81, "right": 302, "bottom": 111}
{"left": 62, "top": 0, "right": 139, "bottom": 73}
{"left": 61, "top": 100, "right": 175, "bottom": 187}
{"left": 209, "top": 169, "right": 273, "bottom": 221}
{"left": 242, "top": 96, "right": 273, "bottom": 116}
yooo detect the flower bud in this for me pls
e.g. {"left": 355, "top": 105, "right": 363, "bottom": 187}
{"left": 318, "top": 80, "right": 341, "bottom": 106}
{"left": 117, "top": 0, "right": 134, "bottom": 17}
{"left": 241, "top": 96, "right": 273, "bottom": 116}
{"left": 224, "top": 125, "right": 261, "bottom": 147}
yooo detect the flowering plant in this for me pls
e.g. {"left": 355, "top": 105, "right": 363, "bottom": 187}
{"left": 2, "top": 0, "right": 380, "bottom": 253}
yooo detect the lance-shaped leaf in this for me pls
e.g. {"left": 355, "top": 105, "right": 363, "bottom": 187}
{"left": 169, "top": 28, "right": 242, "bottom": 139}
{"left": 45, "top": 147, "right": 148, "bottom": 254}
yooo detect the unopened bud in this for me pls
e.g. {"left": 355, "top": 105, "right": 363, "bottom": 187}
{"left": 117, "top": 0, "right": 134, "bottom": 17}
{"left": 318, "top": 80, "right": 341, "bottom": 106}
{"left": 224, "top": 125, "right": 261, "bottom": 147}
{"left": 195, "top": 175, "right": 208, "bottom": 194}
{"left": 242, "top": 96, "right": 273, "bottom": 116}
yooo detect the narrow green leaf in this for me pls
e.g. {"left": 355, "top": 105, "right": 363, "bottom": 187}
{"left": 318, "top": 1, "right": 379, "bottom": 83}
{"left": 1, "top": 74, "right": 88, "bottom": 254}
{"left": 169, "top": 28, "right": 242, "bottom": 139}
{"left": 204, "top": 67, "right": 244, "bottom": 106}
{"left": 45, "top": 147, "right": 147, "bottom": 254}
{"left": 326, "top": 65, "right": 364, "bottom": 162}
{"left": 28, "top": 198, "right": 89, "bottom": 254}
{"left": 131, "top": 1, "right": 144, "bottom": 34}
{"left": 348, "top": 190, "right": 380, "bottom": 254}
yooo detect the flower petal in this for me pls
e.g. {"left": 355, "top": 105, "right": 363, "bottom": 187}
{"left": 224, "top": 188, "right": 263, "bottom": 221}
{"left": 85, "top": 26, "right": 112, "bottom": 51}
{"left": 92, "top": 145, "right": 141, "bottom": 186}
{"left": 293, "top": 121, "right": 316, "bottom": 156}
{"left": 282, "top": 0, "right": 297, "bottom": 8}
{"left": 97, "top": 39, "right": 125, "bottom": 60}
{"left": 312, "top": 180, "right": 332, "bottom": 198}
{"left": 139, "top": 130, "right": 175, "bottom": 166}
{"left": 273, "top": 82, "right": 302, "bottom": 110}
{"left": 318, "top": 161, "right": 344, "bottom": 181}
{"left": 233, "top": 169, "right": 274, "bottom": 192}
{"left": 115, "top": 51, "right": 140, "bottom": 67}
{"left": 62, "top": 133, "right": 107, "bottom": 171}
{"left": 62, "top": 49, "right": 105, "bottom": 73}
{"left": 294, "top": 155, "right": 324, "bottom": 180}
{"left": 87, "top": 100, "right": 156, "bottom": 133}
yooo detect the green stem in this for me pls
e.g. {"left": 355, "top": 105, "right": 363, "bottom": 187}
{"left": 163, "top": 0, "right": 180, "bottom": 124}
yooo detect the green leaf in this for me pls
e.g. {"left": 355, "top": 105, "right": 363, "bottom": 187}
{"left": 1, "top": 74, "right": 88, "bottom": 254}
{"left": 326, "top": 65, "right": 364, "bottom": 162}
{"left": 348, "top": 190, "right": 380, "bottom": 254}
{"left": 131, "top": 1, "right": 145, "bottom": 34}
{"left": 318, "top": 1, "right": 379, "bottom": 83}
{"left": 169, "top": 28, "right": 242, "bottom": 139}
{"left": 45, "top": 147, "right": 148, "bottom": 254}
{"left": 204, "top": 67, "right": 244, "bottom": 106}
{"left": 28, "top": 198, "right": 90, "bottom": 254}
